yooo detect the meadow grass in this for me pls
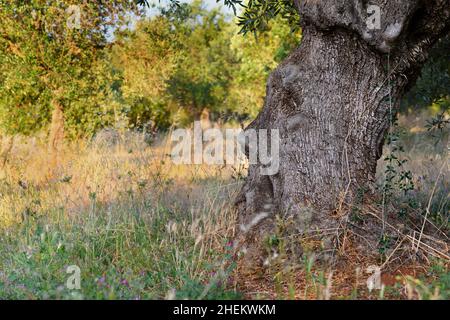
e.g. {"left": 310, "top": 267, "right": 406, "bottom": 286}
{"left": 0, "top": 111, "right": 448, "bottom": 299}
{"left": 0, "top": 133, "right": 242, "bottom": 299}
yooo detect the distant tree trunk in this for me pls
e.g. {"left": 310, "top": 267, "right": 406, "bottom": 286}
{"left": 0, "top": 135, "right": 14, "bottom": 170}
{"left": 48, "top": 99, "right": 65, "bottom": 168}
{"left": 235, "top": 0, "right": 450, "bottom": 266}
{"left": 199, "top": 108, "right": 212, "bottom": 130}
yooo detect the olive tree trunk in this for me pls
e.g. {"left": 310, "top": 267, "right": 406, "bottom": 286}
{"left": 0, "top": 135, "right": 14, "bottom": 170}
{"left": 235, "top": 0, "right": 450, "bottom": 265}
{"left": 48, "top": 99, "right": 65, "bottom": 168}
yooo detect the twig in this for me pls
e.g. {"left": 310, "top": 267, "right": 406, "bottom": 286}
{"left": 380, "top": 237, "right": 406, "bottom": 269}
{"left": 415, "top": 161, "right": 446, "bottom": 252}
{"left": 364, "top": 209, "right": 450, "bottom": 261}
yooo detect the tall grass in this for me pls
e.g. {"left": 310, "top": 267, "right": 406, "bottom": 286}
{"left": 0, "top": 132, "right": 241, "bottom": 299}
{"left": 0, "top": 109, "right": 448, "bottom": 299}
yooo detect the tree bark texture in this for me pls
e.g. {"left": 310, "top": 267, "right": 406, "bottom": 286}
{"left": 235, "top": 0, "right": 450, "bottom": 265}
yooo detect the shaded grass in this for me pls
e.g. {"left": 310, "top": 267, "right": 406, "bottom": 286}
{"left": 0, "top": 201, "right": 239, "bottom": 299}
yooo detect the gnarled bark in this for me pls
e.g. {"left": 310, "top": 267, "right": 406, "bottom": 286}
{"left": 235, "top": 0, "right": 450, "bottom": 267}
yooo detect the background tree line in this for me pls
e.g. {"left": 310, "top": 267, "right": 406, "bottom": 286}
{"left": 0, "top": 0, "right": 447, "bottom": 144}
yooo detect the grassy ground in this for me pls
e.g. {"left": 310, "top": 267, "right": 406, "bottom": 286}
{"left": 0, "top": 134, "right": 242, "bottom": 299}
{"left": 0, "top": 111, "right": 448, "bottom": 300}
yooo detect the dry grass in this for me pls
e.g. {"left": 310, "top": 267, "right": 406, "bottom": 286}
{"left": 0, "top": 110, "right": 448, "bottom": 299}
{"left": 0, "top": 131, "right": 243, "bottom": 299}
{"left": 0, "top": 132, "right": 240, "bottom": 226}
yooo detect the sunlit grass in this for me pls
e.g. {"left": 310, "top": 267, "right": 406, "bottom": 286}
{"left": 0, "top": 132, "right": 241, "bottom": 299}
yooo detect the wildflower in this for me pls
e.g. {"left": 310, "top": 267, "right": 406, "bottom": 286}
{"left": 97, "top": 276, "right": 106, "bottom": 285}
